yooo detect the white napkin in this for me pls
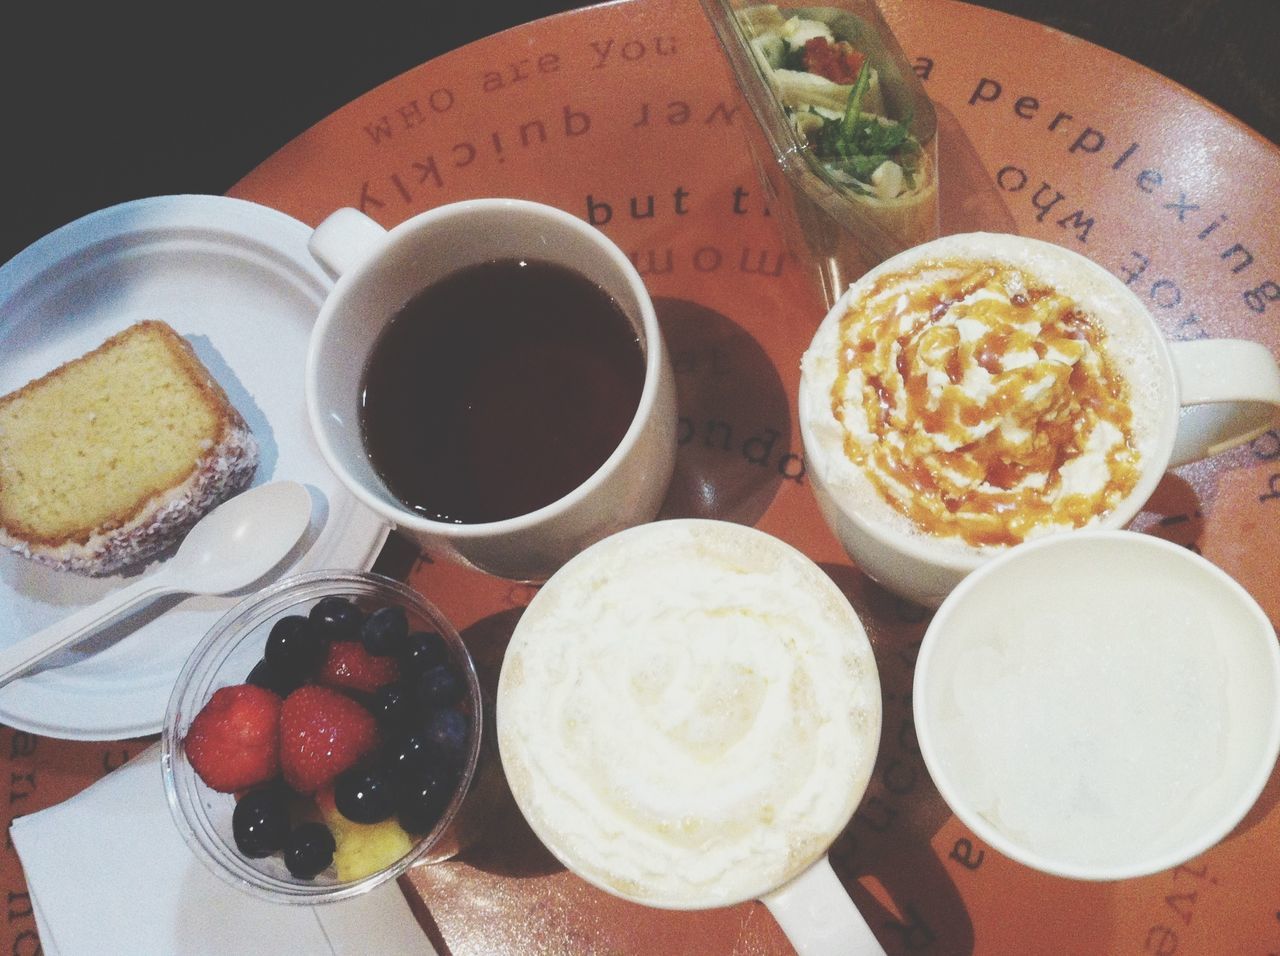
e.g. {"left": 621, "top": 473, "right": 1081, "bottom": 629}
{"left": 10, "top": 745, "right": 436, "bottom": 956}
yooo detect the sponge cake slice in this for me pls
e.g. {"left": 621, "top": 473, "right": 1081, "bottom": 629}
{"left": 0, "top": 320, "right": 259, "bottom": 575}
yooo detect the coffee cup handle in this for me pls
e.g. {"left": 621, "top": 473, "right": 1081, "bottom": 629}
{"left": 1168, "top": 339, "right": 1280, "bottom": 467}
{"left": 760, "top": 855, "right": 886, "bottom": 955}
{"left": 308, "top": 207, "right": 389, "bottom": 280}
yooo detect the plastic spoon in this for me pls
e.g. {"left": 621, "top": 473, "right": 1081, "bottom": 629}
{"left": 0, "top": 481, "right": 313, "bottom": 689}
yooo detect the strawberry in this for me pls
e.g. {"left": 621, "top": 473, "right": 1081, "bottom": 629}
{"left": 279, "top": 686, "right": 379, "bottom": 793}
{"left": 184, "top": 684, "right": 282, "bottom": 793}
{"left": 318, "top": 640, "right": 400, "bottom": 694}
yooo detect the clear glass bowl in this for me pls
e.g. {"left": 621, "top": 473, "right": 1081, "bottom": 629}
{"left": 161, "top": 569, "right": 482, "bottom": 904}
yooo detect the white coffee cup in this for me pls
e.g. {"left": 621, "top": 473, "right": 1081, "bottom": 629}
{"left": 304, "top": 200, "right": 678, "bottom": 582}
{"left": 799, "top": 232, "right": 1280, "bottom": 607}
{"left": 913, "top": 530, "right": 1280, "bottom": 880}
{"left": 497, "top": 519, "right": 887, "bottom": 955}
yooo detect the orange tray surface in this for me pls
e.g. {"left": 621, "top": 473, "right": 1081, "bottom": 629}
{"left": 4, "top": 1, "right": 1279, "bottom": 952}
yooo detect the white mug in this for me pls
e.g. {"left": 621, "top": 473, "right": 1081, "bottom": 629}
{"left": 913, "top": 530, "right": 1280, "bottom": 880}
{"left": 497, "top": 519, "right": 888, "bottom": 955}
{"left": 304, "top": 199, "right": 678, "bottom": 582}
{"left": 799, "top": 232, "right": 1280, "bottom": 607}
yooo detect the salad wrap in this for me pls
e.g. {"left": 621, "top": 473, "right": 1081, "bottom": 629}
{"left": 706, "top": 1, "right": 939, "bottom": 303}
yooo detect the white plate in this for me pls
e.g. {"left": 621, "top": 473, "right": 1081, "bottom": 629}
{"left": 0, "top": 195, "right": 390, "bottom": 740}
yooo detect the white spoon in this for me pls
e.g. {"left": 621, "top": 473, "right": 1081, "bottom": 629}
{"left": 0, "top": 480, "right": 313, "bottom": 689}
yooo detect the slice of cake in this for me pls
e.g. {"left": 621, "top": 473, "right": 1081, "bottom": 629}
{"left": 0, "top": 320, "right": 259, "bottom": 575}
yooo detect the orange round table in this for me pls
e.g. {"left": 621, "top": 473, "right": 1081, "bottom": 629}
{"left": 4, "top": 1, "right": 1279, "bottom": 952}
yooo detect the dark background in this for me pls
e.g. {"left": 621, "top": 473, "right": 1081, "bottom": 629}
{"left": 3, "top": 0, "right": 1276, "bottom": 268}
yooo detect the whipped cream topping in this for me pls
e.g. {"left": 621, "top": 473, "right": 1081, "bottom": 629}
{"left": 813, "top": 259, "right": 1143, "bottom": 547}
{"left": 497, "top": 521, "right": 880, "bottom": 907}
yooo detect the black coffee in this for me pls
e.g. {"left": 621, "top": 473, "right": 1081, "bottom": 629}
{"left": 358, "top": 258, "right": 646, "bottom": 524}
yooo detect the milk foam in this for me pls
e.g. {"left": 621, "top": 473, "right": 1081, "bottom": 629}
{"left": 934, "top": 581, "right": 1228, "bottom": 868}
{"left": 497, "top": 521, "right": 881, "bottom": 907}
{"left": 800, "top": 233, "right": 1172, "bottom": 557}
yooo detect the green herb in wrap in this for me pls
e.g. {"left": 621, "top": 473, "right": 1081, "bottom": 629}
{"left": 813, "top": 62, "right": 921, "bottom": 196}
{"left": 740, "top": 5, "right": 932, "bottom": 204}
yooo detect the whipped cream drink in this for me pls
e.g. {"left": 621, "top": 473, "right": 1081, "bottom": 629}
{"left": 497, "top": 519, "right": 881, "bottom": 908}
{"left": 801, "top": 233, "right": 1168, "bottom": 558}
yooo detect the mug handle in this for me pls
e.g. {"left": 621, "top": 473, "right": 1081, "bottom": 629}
{"left": 1168, "top": 339, "right": 1280, "bottom": 467}
{"left": 308, "top": 207, "right": 389, "bottom": 279}
{"left": 760, "top": 855, "right": 886, "bottom": 956}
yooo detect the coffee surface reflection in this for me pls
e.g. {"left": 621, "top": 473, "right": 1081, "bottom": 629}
{"left": 359, "top": 258, "right": 645, "bottom": 524}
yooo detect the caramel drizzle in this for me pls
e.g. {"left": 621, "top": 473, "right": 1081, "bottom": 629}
{"left": 831, "top": 261, "right": 1141, "bottom": 547}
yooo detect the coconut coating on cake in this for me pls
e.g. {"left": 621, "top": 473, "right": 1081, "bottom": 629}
{"left": 0, "top": 321, "right": 260, "bottom": 575}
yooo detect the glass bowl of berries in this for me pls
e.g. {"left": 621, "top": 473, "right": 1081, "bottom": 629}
{"left": 161, "top": 569, "right": 481, "bottom": 903}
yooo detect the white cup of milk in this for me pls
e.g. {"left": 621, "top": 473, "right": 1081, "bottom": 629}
{"left": 913, "top": 530, "right": 1280, "bottom": 880}
{"left": 497, "top": 519, "right": 888, "bottom": 954}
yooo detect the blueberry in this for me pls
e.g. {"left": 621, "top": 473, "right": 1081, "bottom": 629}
{"left": 308, "top": 595, "right": 364, "bottom": 642}
{"left": 425, "top": 709, "right": 470, "bottom": 765}
{"left": 361, "top": 605, "right": 408, "bottom": 657}
{"left": 369, "top": 682, "right": 414, "bottom": 729}
{"left": 334, "top": 765, "right": 396, "bottom": 824}
{"left": 415, "top": 664, "right": 464, "bottom": 708}
{"left": 246, "top": 658, "right": 301, "bottom": 697}
{"left": 263, "top": 615, "right": 325, "bottom": 681}
{"left": 398, "top": 630, "right": 449, "bottom": 676}
{"left": 395, "top": 766, "right": 458, "bottom": 834}
{"left": 385, "top": 730, "right": 435, "bottom": 779}
{"left": 284, "top": 822, "right": 336, "bottom": 879}
{"left": 232, "top": 785, "right": 290, "bottom": 858}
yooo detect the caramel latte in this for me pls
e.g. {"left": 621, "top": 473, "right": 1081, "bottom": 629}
{"left": 802, "top": 233, "right": 1166, "bottom": 554}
